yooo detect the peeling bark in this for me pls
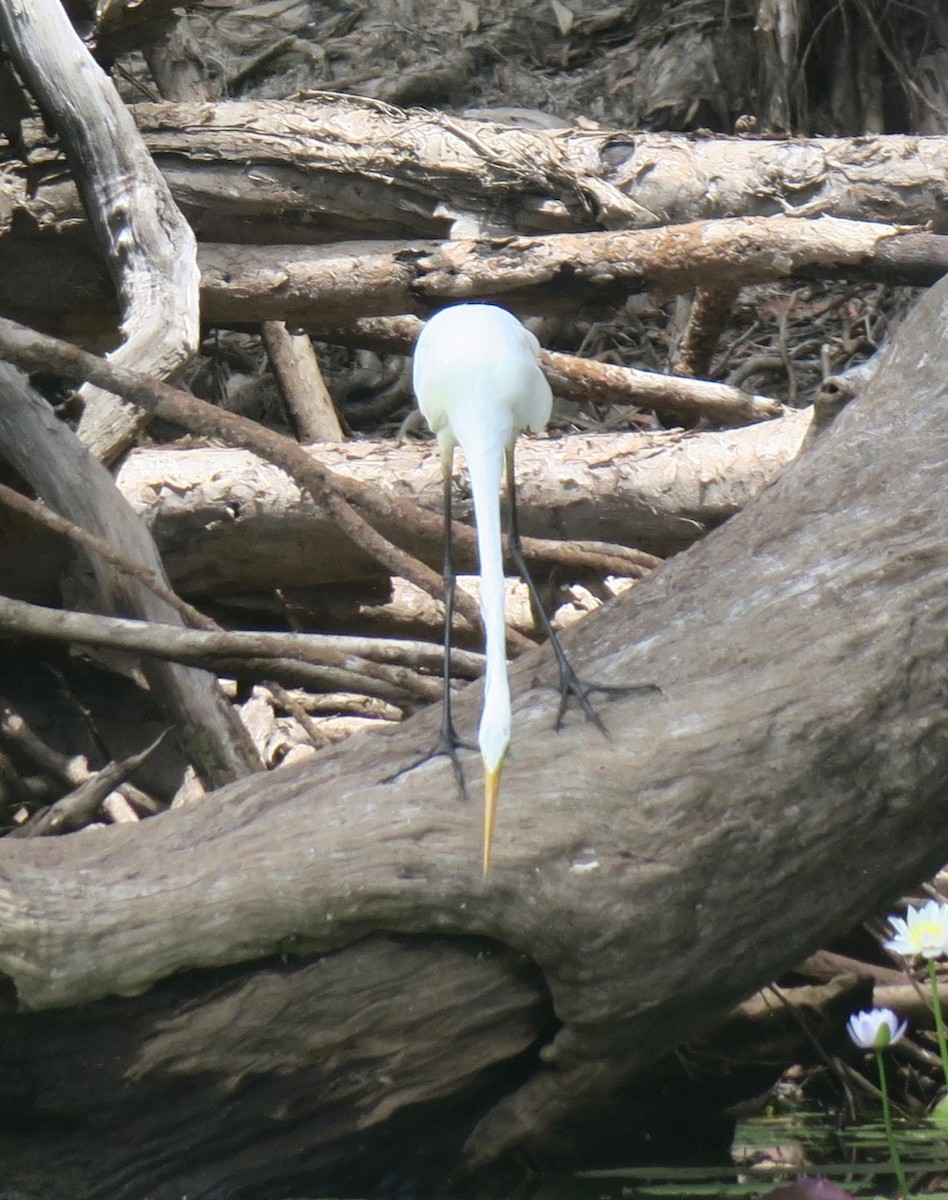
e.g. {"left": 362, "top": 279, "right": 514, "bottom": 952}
{"left": 3, "top": 217, "right": 947, "bottom": 337}
{"left": 0, "top": 410, "right": 809, "bottom": 603}
{"left": 4, "top": 98, "right": 948, "bottom": 249}
{"left": 113, "top": 100, "right": 948, "bottom": 238}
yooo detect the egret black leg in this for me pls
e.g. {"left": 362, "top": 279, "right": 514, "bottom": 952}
{"left": 504, "top": 447, "right": 658, "bottom": 734}
{"left": 382, "top": 455, "right": 475, "bottom": 797}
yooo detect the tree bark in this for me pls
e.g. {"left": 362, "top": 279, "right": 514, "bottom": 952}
{"left": 4, "top": 97, "right": 947, "bottom": 259}
{"left": 3, "top": 212, "right": 946, "bottom": 335}
{"left": 196, "top": 216, "right": 925, "bottom": 326}
{"left": 0, "top": 364, "right": 261, "bottom": 788}
{"left": 5, "top": 98, "right": 943, "bottom": 240}
{"left": 1, "top": 260, "right": 948, "bottom": 1197}
{"left": 0, "top": 0, "right": 200, "bottom": 463}
{"left": 0, "top": 409, "right": 808, "bottom": 607}
{"left": 112, "top": 411, "right": 808, "bottom": 592}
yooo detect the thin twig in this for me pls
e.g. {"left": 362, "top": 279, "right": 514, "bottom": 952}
{"left": 0, "top": 595, "right": 445, "bottom": 706}
{"left": 0, "top": 699, "right": 88, "bottom": 786}
{"left": 0, "top": 479, "right": 218, "bottom": 631}
{"left": 518, "top": 535, "right": 661, "bottom": 578}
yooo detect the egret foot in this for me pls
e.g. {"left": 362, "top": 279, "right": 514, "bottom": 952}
{"left": 514, "top": 547, "right": 660, "bottom": 737}
{"left": 542, "top": 630, "right": 661, "bottom": 737}
{"left": 381, "top": 719, "right": 477, "bottom": 802}
{"left": 505, "top": 462, "right": 659, "bottom": 739}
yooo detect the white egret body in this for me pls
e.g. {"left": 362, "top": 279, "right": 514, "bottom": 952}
{"left": 413, "top": 304, "right": 552, "bottom": 873}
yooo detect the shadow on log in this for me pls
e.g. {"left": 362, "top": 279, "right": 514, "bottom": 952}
{"left": 2, "top": 275, "right": 948, "bottom": 1194}
{"left": 0, "top": 938, "right": 553, "bottom": 1199}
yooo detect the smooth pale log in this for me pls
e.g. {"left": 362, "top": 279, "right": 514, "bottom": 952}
{"left": 0, "top": 0, "right": 200, "bottom": 463}
{"left": 111, "top": 410, "right": 811, "bottom": 594}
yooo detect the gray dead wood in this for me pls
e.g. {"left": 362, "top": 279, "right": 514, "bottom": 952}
{"left": 0, "top": 0, "right": 199, "bottom": 464}
{"left": 111, "top": 412, "right": 809, "bottom": 593}
{"left": 141, "top": 7, "right": 211, "bottom": 103}
{"left": 2, "top": 97, "right": 947, "bottom": 294}
{"left": 0, "top": 264, "right": 948, "bottom": 1194}
{"left": 260, "top": 321, "right": 345, "bottom": 442}
{"left": 2, "top": 218, "right": 946, "bottom": 339}
{"left": 114, "top": 99, "right": 948, "bottom": 238}
{"left": 0, "top": 364, "right": 260, "bottom": 788}
{"left": 0, "top": 595, "right": 443, "bottom": 707}
{"left": 0, "top": 936, "right": 552, "bottom": 1200}
{"left": 0, "top": 411, "right": 808, "bottom": 607}
{"left": 0, "top": 940, "right": 874, "bottom": 1199}
{"left": 194, "top": 215, "right": 942, "bottom": 323}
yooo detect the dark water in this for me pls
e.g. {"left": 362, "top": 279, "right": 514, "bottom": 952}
{"left": 282, "top": 1109, "right": 948, "bottom": 1199}
{"left": 572, "top": 1108, "right": 948, "bottom": 1198}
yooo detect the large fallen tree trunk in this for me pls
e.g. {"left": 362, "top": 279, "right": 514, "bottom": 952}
{"left": 5, "top": 216, "right": 945, "bottom": 332}
{"left": 6, "top": 97, "right": 948, "bottom": 242}
{"left": 1, "top": 245, "right": 948, "bottom": 1198}
{"left": 113, "top": 411, "right": 808, "bottom": 593}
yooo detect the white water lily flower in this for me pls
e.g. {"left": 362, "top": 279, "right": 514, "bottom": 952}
{"left": 847, "top": 1007, "right": 908, "bottom": 1050}
{"left": 884, "top": 899, "right": 948, "bottom": 959}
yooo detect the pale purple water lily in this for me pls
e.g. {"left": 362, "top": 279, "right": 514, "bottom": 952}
{"left": 845, "top": 1005, "right": 910, "bottom": 1196}
{"left": 846, "top": 1007, "right": 908, "bottom": 1050}
{"left": 884, "top": 899, "right": 948, "bottom": 960}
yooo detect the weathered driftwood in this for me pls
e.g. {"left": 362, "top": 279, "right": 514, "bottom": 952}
{"left": 195, "top": 215, "right": 945, "bottom": 322}
{"left": 0, "top": 594, "right": 447, "bottom": 707}
{"left": 0, "top": 364, "right": 260, "bottom": 788}
{"left": 260, "top": 321, "right": 344, "bottom": 442}
{"left": 130, "top": 99, "right": 948, "bottom": 236}
{"left": 0, "top": 0, "right": 200, "bottom": 463}
{"left": 6, "top": 97, "right": 947, "bottom": 241}
{"left": 1, "top": 251, "right": 948, "bottom": 1197}
{"left": 1, "top": 411, "right": 806, "bottom": 659}
{"left": 0, "top": 943, "right": 875, "bottom": 1200}
{"left": 3, "top": 218, "right": 946, "bottom": 336}
{"left": 109, "top": 412, "right": 809, "bottom": 594}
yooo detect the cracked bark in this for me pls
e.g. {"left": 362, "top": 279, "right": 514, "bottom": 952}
{"left": 1, "top": 265, "right": 947, "bottom": 1197}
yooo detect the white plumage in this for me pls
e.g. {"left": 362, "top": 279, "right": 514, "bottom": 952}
{"left": 413, "top": 303, "right": 552, "bottom": 872}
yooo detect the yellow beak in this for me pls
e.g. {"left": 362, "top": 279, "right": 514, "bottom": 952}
{"left": 483, "top": 761, "right": 503, "bottom": 876}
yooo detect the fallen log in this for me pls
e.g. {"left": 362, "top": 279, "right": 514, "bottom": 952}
{"left": 1, "top": 246, "right": 948, "bottom": 1198}
{"left": 114, "top": 410, "right": 809, "bottom": 593}
{"left": 1, "top": 395, "right": 807, "bottom": 608}
{"left": 3, "top": 220, "right": 946, "bottom": 335}
{"left": 6, "top": 97, "right": 948, "bottom": 241}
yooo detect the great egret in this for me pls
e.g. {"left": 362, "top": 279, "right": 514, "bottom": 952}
{"left": 400, "top": 303, "right": 635, "bottom": 874}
